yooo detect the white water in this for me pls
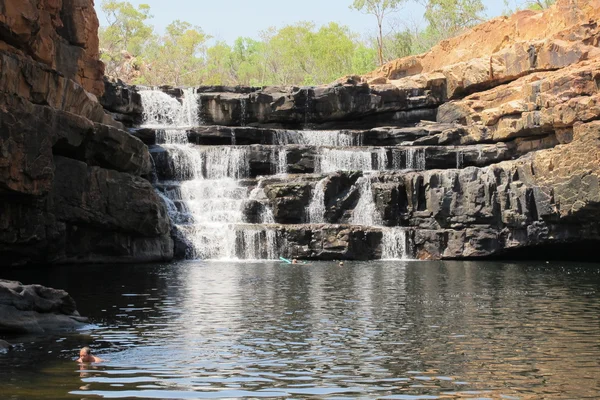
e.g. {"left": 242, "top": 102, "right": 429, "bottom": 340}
{"left": 271, "top": 148, "right": 288, "bottom": 175}
{"left": 381, "top": 228, "right": 409, "bottom": 260}
{"left": 317, "top": 148, "right": 388, "bottom": 173}
{"left": 140, "top": 88, "right": 199, "bottom": 129}
{"left": 249, "top": 179, "right": 276, "bottom": 224}
{"left": 142, "top": 88, "right": 416, "bottom": 261}
{"left": 142, "top": 89, "right": 277, "bottom": 260}
{"left": 392, "top": 148, "right": 426, "bottom": 170}
{"left": 307, "top": 178, "right": 327, "bottom": 223}
{"left": 351, "top": 176, "right": 381, "bottom": 226}
{"left": 273, "top": 130, "right": 362, "bottom": 147}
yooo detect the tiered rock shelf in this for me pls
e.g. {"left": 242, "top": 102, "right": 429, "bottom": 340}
{"left": 102, "top": 60, "right": 600, "bottom": 261}
{"left": 96, "top": 0, "right": 600, "bottom": 262}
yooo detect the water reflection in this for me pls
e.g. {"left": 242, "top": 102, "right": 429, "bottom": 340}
{"left": 1, "top": 261, "right": 599, "bottom": 399}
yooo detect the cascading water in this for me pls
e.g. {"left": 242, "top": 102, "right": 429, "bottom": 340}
{"left": 240, "top": 98, "right": 248, "bottom": 127}
{"left": 381, "top": 228, "right": 410, "bottom": 260}
{"left": 142, "top": 89, "right": 277, "bottom": 260}
{"left": 141, "top": 86, "right": 420, "bottom": 261}
{"left": 350, "top": 176, "right": 382, "bottom": 226}
{"left": 270, "top": 148, "right": 287, "bottom": 175}
{"left": 272, "top": 130, "right": 362, "bottom": 146}
{"left": 456, "top": 149, "right": 465, "bottom": 169}
{"left": 307, "top": 178, "right": 327, "bottom": 223}
{"left": 392, "top": 148, "right": 426, "bottom": 170}
{"left": 316, "top": 148, "right": 388, "bottom": 173}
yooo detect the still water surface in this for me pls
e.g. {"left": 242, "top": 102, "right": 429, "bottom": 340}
{"left": 1, "top": 261, "right": 599, "bottom": 399}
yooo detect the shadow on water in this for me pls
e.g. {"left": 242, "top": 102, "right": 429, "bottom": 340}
{"left": 1, "top": 260, "right": 600, "bottom": 399}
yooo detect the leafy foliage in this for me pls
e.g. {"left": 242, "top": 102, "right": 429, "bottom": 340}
{"left": 350, "top": 0, "right": 408, "bottom": 65}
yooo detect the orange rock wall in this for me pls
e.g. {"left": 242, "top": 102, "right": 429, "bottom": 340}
{"left": 0, "top": 0, "right": 104, "bottom": 96}
{"left": 364, "top": 0, "right": 600, "bottom": 81}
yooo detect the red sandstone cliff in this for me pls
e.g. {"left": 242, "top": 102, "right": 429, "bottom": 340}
{"left": 0, "top": 0, "right": 172, "bottom": 265}
{"left": 0, "top": 0, "right": 104, "bottom": 96}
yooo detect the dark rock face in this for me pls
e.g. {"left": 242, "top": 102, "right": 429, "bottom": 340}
{"left": 0, "top": 2, "right": 172, "bottom": 266}
{"left": 0, "top": 280, "right": 86, "bottom": 334}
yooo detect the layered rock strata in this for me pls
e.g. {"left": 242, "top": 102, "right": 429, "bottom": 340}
{"left": 0, "top": 0, "right": 172, "bottom": 266}
{"left": 101, "top": 0, "right": 600, "bottom": 261}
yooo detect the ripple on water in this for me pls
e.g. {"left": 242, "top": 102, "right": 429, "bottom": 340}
{"left": 2, "top": 260, "right": 600, "bottom": 399}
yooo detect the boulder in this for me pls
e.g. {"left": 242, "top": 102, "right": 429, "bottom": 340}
{"left": 0, "top": 280, "right": 86, "bottom": 334}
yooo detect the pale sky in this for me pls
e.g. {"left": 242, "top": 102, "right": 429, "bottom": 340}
{"left": 94, "top": 0, "right": 515, "bottom": 45}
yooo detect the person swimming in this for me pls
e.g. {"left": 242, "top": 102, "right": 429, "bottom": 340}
{"left": 292, "top": 258, "right": 298, "bottom": 264}
{"left": 339, "top": 261, "right": 344, "bottom": 267}
{"left": 77, "top": 347, "right": 103, "bottom": 363}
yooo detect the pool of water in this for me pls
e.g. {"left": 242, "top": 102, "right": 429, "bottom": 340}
{"left": 1, "top": 260, "right": 599, "bottom": 399}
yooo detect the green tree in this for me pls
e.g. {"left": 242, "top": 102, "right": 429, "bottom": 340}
{"left": 381, "top": 29, "right": 414, "bottom": 62}
{"left": 230, "top": 38, "right": 266, "bottom": 86}
{"left": 98, "top": 0, "right": 154, "bottom": 79}
{"left": 423, "top": 0, "right": 486, "bottom": 42}
{"left": 143, "top": 21, "right": 210, "bottom": 86}
{"left": 351, "top": 44, "right": 378, "bottom": 74}
{"left": 350, "top": 0, "right": 408, "bottom": 66}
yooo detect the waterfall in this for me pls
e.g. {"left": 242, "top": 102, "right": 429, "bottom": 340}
{"left": 393, "top": 148, "right": 426, "bottom": 170}
{"left": 456, "top": 149, "right": 464, "bottom": 169}
{"left": 271, "top": 148, "right": 287, "bottom": 175}
{"left": 142, "top": 88, "right": 278, "bottom": 260}
{"left": 249, "top": 179, "right": 276, "bottom": 224}
{"left": 272, "top": 130, "right": 362, "bottom": 146}
{"left": 303, "top": 88, "right": 311, "bottom": 128}
{"left": 140, "top": 88, "right": 199, "bottom": 128}
{"left": 141, "top": 86, "right": 418, "bottom": 261}
{"left": 307, "top": 178, "right": 327, "bottom": 223}
{"left": 240, "top": 98, "right": 248, "bottom": 126}
{"left": 381, "top": 228, "right": 409, "bottom": 260}
{"left": 317, "top": 149, "right": 385, "bottom": 173}
{"left": 351, "top": 176, "right": 381, "bottom": 226}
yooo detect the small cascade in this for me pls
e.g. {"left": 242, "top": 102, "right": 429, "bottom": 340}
{"left": 249, "top": 179, "right": 276, "bottom": 224}
{"left": 240, "top": 98, "right": 248, "bottom": 127}
{"left": 238, "top": 229, "right": 278, "bottom": 260}
{"left": 303, "top": 88, "right": 311, "bottom": 128}
{"left": 456, "top": 149, "right": 464, "bottom": 169}
{"left": 272, "top": 130, "right": 362, "bottom": 146}
{"left": 351, "top": 176, "right": 381, "bottom": 226}
{"left": 270, "top": 148, "right": 287, "bottom": 175}
{"left": 307, "top": 178, "right": 327, "bottom": 223}
{"left": 317, "top": 148, "right": 387, "bottom": 173}
{"left": 392, "top": 148, "right": 426, "bottom": 170}
{"left": 231, "top": 128, "right": 236, "bottom": 145}
{"left": 381, "top": 228, "right": 410, "bottom": 260}
{"left": 140, "top": 88, "right": 199, "bottom": 128}
{"left": 407, "top": 148, "right": 426, "bottom": 170}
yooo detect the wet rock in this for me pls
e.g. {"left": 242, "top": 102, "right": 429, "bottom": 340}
{"left": 0, "top": 280, "right": 87, "bottom": 334}
{"left": 0, "top": 340, "right": 11, "bottom": 352}
{"left": 278, "top": 224, "right": 382, "bottom": 260}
